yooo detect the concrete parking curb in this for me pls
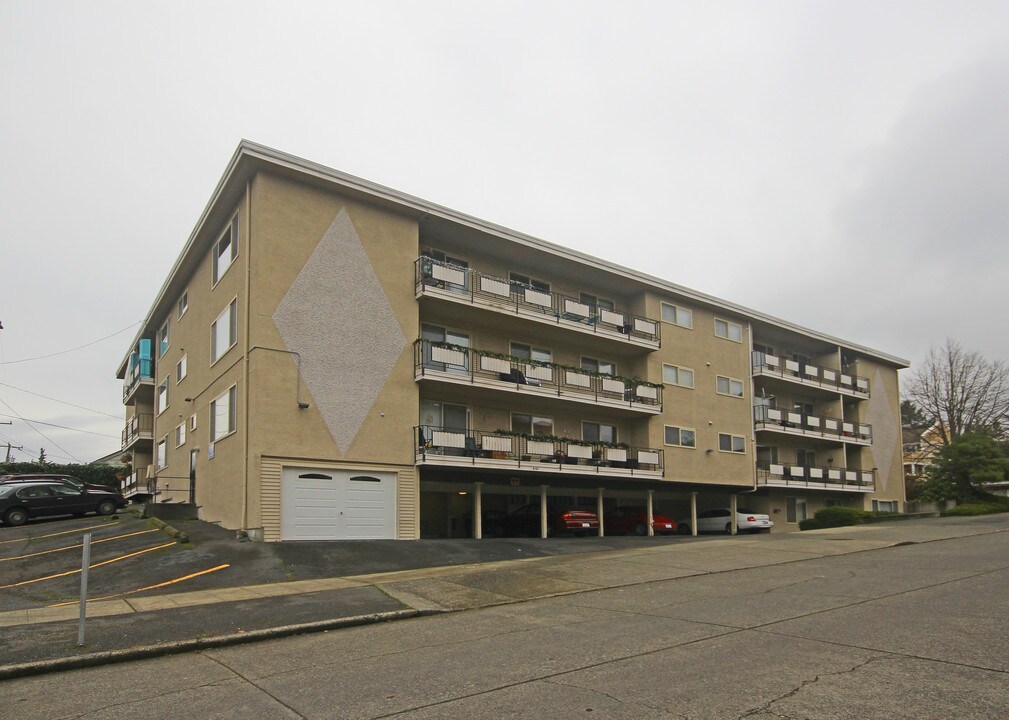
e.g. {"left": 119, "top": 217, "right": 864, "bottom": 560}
{"left": 147, "top": 516, "right": 190, "bottom": 544}
{"left": 0, "top": 608, "right": 435, "bottom": 681}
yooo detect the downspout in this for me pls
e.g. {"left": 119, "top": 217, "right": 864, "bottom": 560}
{"left": 241, "top": 178, "right": 252, "bottom": 532}
{"left": 746, "top": 321, "right": 758, "bottom": 493}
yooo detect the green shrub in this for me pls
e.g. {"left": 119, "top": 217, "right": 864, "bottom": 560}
{"left": 941, "top": 502, "right": 1009, "bottom": 517}
{"left": 798, "top": 518, "right": 822, "bottom": 530}
{"left": 0, "top": 461, "right": 122, "bottom": 488}
{"left": 810, "top": 506, "right": 867, "bottom": 528}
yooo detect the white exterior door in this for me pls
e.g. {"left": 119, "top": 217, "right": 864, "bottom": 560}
{"left": 281, "top": 467, "right": 397, "bottom": 540}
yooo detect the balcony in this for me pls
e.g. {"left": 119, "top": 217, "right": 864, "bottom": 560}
{"left": 415, "top": 426, "right": 664, "bottom": 479}
{"left": 415, "top": 258, "right": 660, "bottom": 350}
{"left": 752, "top": 352, "right": 869, "bottom": 398}
{"left": 756, "top": 461, "right": 876, "bottom": 492}
{"left": 753, "top": 406, "right": 872, "bottom": 445}
{"left": 122, "top": 413, "right": 154, "bottom": 450}
{"left": 415, "top": 340, "right": 662, "bottom": 415}
{"left": 120, "top": 470, "right": 152, "bottom": 499}
{"left": 123, "top": 357, "right": 154, "bottom": 404}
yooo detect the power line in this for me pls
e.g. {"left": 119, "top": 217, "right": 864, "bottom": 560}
{"left": 0, "top": 432, "right": 77, "bottom": 464}
{"left": 0, "top": 398, "right": 80, "bottom": 462}
{"left": 0, "top": 413, "right": 118, "bottom": 439}
{"left": 0, "top": 321, "right": 140, "bottom": 365}
{"left": 0, "top": 382, "right": 121, "bottom": 419}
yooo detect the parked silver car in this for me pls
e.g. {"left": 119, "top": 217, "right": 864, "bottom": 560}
{"left": 677, "top": 508, "right": 773, "bottom": 534}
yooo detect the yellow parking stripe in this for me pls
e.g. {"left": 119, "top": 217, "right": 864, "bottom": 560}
{"left": 48, "top": 564, "right": 231, "bottom": 607}
{"left": 0, "top": 542, "right": 176, "bottom": 589}
{"left": 0, "top": 529, "right": 159, "bottom": 562}
{"left": 0, "top": 521, "right": 119, "bottom": 545}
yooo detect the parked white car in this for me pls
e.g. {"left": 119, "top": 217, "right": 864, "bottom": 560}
{"left": 677, "top": 508, "right": 773, "bottom": 535}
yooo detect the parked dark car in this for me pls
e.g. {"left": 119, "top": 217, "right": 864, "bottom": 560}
{"left": 604, "top": 506, "right": 677, "bottom": 535}
{"left": 0, "top": 481, "right": 127, "bottom": 526}
{"left": 0, "top": 473, "right": 120, "bottom": 496}
{"left": 501, "top": 503, "right": 599, "bottom": 537}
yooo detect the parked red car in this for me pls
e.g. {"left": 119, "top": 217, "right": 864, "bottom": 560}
{"left": 501, "top": 503, "right": 599, "bottom": 537}
{"left": 604, "top": 506, "right": 677, "bottom": 535}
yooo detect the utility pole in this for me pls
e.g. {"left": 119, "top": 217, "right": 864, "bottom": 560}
{"left": 4, "top": 442, "right": 22, "bottom": 463}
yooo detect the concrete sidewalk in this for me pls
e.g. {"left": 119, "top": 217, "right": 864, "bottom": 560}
{"left": 1, "top": 514, "right": 1006, "bottom": 677}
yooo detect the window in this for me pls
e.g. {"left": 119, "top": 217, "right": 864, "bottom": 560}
{"left": 582, "top": 421, "right": 617, "bottom": 444}
{"left": 176, "top": 354, "right": 188, "bottom": 383}
{"left": 177, "top": 290, "right": 188, "bottom": 319}
{"left": 580, "top": 293, "right": 614, "bottom": 313}
{"left": 175, "top": 423, "right": 186, "bottom": 447}
{"left": 511, "top": 412, "right": 553, "bottom": 436}
{"left": 786, "top": 497, "right": 807, "bottom": 523}
{"left": 211, "top": 299, "right": 238, "bottom": 363}
{"left": 753, "top": 343, "right": 774, "bottom": 355}
{"left": 793, "top": 401, "right": 814, "bottom": 415}
{"left": 873, "top": 500, "right": 898, "bottom": 513}
{"left": 190, "top": 414, "right": 197, "bottom": 431}
{"left": 581, "top": 356, "right": 616, "bottom": 376}
{"left": 662, "top": 364, "right": 694, "bottom": 388}
{"left": 510, "top": 342, "right": 552, "bottom": 363}
{"left": 714, "top": 318, "right": 743, "bottom": 342}
{"left": 158, "top": 320, "right": 170, "bottom": 357}
{"left": 213, "top": 215, "right": 239, "bottom": 285}
{"left": 796, "top": 449, "right": 816, "bottom": 467}
{"left": 210, "top": 386, "right": 237, "bottom": 441}
{"left": 156, "top": 439, "right": 167, "bottom": 469}
{"left": 660, "top": 302, "right": 693, "bottom": 329}
{"left": 664, "top": 426, "right": 696, "bottom": 447}
{"left": 509, "top": 272, "right": 550, "bottom": 293}
{"left": 156, "top": 378, "right": 169, "bottom": 414}
{"left": 718, "top": 433, "right": 746, "bottom": 453}
{"left": 421, "top": 248, "right": 468, "bottom": 270}
{"left": 716, "top": 376, "right": 744, "bottom": 397}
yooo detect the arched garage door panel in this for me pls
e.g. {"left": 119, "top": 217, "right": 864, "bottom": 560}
{"left": 281, "top": 468, "right": 397, "bottom": 540}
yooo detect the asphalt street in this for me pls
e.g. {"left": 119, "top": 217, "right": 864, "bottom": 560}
{"left": 2, "top": 515, "right": 1008, "bottom": 719}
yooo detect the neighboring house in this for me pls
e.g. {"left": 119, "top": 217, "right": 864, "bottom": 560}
{"left": 902, "top": 424, "right": 943, "bottom": 486}
{"left": 92, "top": 450, "right": 127, "bottom": 467}
{"left": 115, "top": 141, "right": 909, "bottom": 540}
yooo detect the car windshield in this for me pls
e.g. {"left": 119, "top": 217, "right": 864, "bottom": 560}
{"left": 0, "top": 486, "right": 14, "bottom": 498}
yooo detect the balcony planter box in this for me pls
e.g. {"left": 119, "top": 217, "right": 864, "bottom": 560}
{"left": 525, "top": 289, "right": 552, "bottom": 307}
{"left": 433, "top": 431, "right": 466, "bottom": 448}
{"left": 481, "top": 435, "right": 512, "bottom": 453}
{"left": 638, "top": 451, "right": 660, "bottom": 466}
{"left": 432, "top": 346, "right": 466, "bottom": 366}
{"left": 601, "top": 378, "right": 625, "bottom": 394}
{"left": 432, "top": 264, "right": 466, "bottom": 286}
{"left": 563, "top": 299, "right": 591, "bottom": 318}
{"left": 526, "top": 440, "right": 555, "bottom": 456}
{"left": 566, "top": 444, "right": 593, "bottom": 459}
{"left": 635, "top": 385, "right": 658, "bottom": 400}
{"left": 481, "top": 356, "right": 512, "bottom": 374}
{"left": 634, "top": 319, "right": 657, "bottom": 335}
{"left": 600, "top": 309, "right": 624, "bottom": 326}
{"left": 480, "top": 276, "right": 512, "bottom": 297}
{"left": 566, "top": 371, "right": 591, "bottom": 388}
{"left": 605, "top": 448, "right": 628, "bottom": 463}
{"left": 527, "top": 365, "right": 553, "bottom": 381}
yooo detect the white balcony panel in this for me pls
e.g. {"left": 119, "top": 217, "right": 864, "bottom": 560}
{"left": 606, "top": 448, "right": 628, "bottom": 462}
{"left": 480, "top": 276, "right": 512, "bottom": 297}
{"left": 480, "top": 356, "right": 512, "bottom": 374}
{"left": 825, "top": 419, "right": 839, "bottom": 430}
{"left": 767, "top": 408, "right": 783, "bottom": 422}
{"left": 785, "top": 360, "right": 800, "bottom": 372}
{"left": 765, "top": 354, "right": 780, "bottom": 367}
{"left": 842, "top": 422, "right": 855, "bottom": 433}
{"left": 840, "top": 374, "right": 853, "bottom": 386}
{"left": 822, "top": 369, "right": 837, "bottom": 381}
{"left": 527, "top": 440, "right": 554, "bottom": 455}
{"left": 433, "top": 431, "right": 466, "bottom": 448}
{"left": 804, "top": 366, "right": 819, "bottom": 377}
{"left": 638, "top": 451, "right": 660, "bottom": 465}
{"left": 828, "top": 469, "right": 842, "bottom": 480}
{"left": 600, "top": 309, "right": 625, "bottom": 326}
{"left": 432, "top": 346, "right": 466, "bottom": 366}
{"left": 482, "top": 436, "right": 512, "bottom": 452}
{"left": 845, "top": 471, "right": 858, "bottom": 482}
{"left": 634, "top": 319, "right": 657, "bottom": 335}
{"left": 527, "top": 365, "right": 553, "bottom": 381}
{"left": 432, "top": 264, "right": 466, "bottom": 285}
{"left": 791, "top": 466, "right": 805, "bottom": 477}
{"left": 769, "top": 463, "right": 785, "bottom": 475}
{"left": 857, "top": 378, "right": 869, "bottom": 390}
{"left": 788, "top": 412, "right": 802, "bottom": 424}
{"left": 566, "top": 371, "right": 591, "bottom": 387}
{"left": 563, "top": 299, "right": 592, "bottom": 318}
{"left": 859, "top": 424, "right": 871, "bottom": 437}
{"left": 525, "top": 289, "right": 552, "bottom": 307}
{"left": 863, "top": 471, "right": 874, "bottom": 484}
{"left": 635, "top": 385, "right": 658, "bottom": 399}
{"left": 602, "top": 378, "right": 626, "bottom": 394}
{"left": 809, "top": 467, "right": 824, "bottom": 479}
{"left": 566, "top": 444, "right": 593, "bottom": 459}
{"left": 807, "top": 416, "right": 821, "bottom": 428}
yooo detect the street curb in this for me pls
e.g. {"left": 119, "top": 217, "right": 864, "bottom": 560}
{"left": 0, "top": 608, "right": 436, "bottom": 681}
{"left": 146, "top": 516, "right": 190, "bottom": 544}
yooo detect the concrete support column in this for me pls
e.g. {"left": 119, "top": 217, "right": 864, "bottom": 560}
{"left": 597, "top": 487, "right": 605, "bottom": 537}
{"left": 646, "top": 489, "right": 655, "bottom": 537}
{"left": 540, "top": 485, "right": 549, "bottom": 539}
{"left": 730, "top": 493, "right": 737, "bottom": 535}
{"left": 474, "top": 482, "right": 483, "bottom": 539}
{"left": 690, "top": 492, "right": 698, "bottom": 537}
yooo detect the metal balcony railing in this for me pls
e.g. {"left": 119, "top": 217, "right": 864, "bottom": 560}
{"left": 751, "top": 352, "right": 869, "bottom": 398}
{"left": 414, "top": 340, "right": 662, "bottom": 413}
{"left": 121, "top": 413, "right": 154, "bottom": 449}
{"left": 123, "top": 357, "right": 154, "bottom": 402}
{"left": 756, "top": 461, "right": 876, "bottom": 492}
{"left": 753, "top": 406, "right": 872, "bottom": 444}
{"left": 415, "top": 425, "right": 664, "bottom": 476}
{"left": 415, "top": 257, "right": 660, "bottom": 347}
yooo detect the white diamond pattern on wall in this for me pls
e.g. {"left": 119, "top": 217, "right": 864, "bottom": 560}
{"left": 273, "top": 209, "right": 408, "bottom": 454}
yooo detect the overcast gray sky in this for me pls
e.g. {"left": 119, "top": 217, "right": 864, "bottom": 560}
{"left": 1, "top": 1, "right": 1007, "bottom": 465}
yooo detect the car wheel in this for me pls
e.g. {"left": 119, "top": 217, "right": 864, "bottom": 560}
{"left": 97, "top": 500, "right": 118, "bottom": 516}
{"left": 4, "top": 508, "right": 28, "bottom": 526}
{"left": 677, "top": 523, "right": 691, "bottom": 535}
{"left": 632, "top": 522, "right": 647, "bottom": 536}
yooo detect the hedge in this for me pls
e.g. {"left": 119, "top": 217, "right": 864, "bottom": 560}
{"left": 0, "top": 462, "right": 122, "bottom": 488}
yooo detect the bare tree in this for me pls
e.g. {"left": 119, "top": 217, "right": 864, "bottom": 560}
{"left": 905, "top": 338, "right": 1009, "bottom": 446}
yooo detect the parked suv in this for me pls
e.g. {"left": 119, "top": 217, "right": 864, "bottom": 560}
{"left": 0, "top": 473, "right": 120, "bottom": 495}
{"left": 0, "top": 481, "right": 126, "bottom": 526}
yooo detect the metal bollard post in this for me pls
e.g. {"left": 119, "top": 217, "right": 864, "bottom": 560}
{"left": 77, "top": 532, "right": 91, "bottom": 646}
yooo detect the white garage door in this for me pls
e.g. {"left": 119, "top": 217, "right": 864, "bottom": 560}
{"left": 281, "top": 467, "right": 397, "bottom": 540}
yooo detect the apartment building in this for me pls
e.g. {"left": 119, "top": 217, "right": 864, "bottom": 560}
{"left": 116, "top": 141, "right": 908, "bottom": 541}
